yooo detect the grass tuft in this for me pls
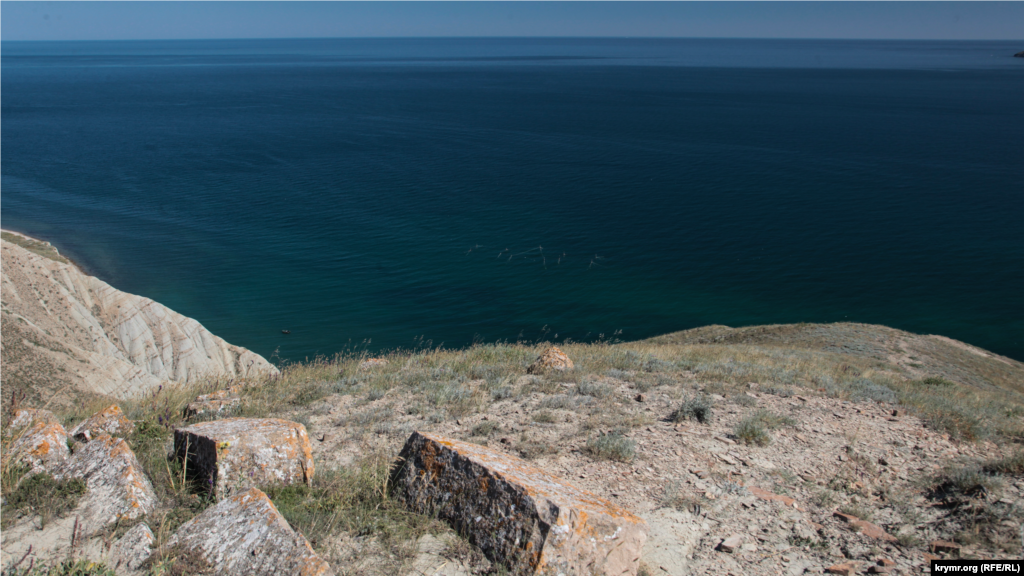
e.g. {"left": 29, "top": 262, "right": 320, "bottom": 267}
{"left": 585, "top": 430, "right": 636, "bottom": 462}
{"left": 670, "top": 395, "right": 713, "bottom": 424}
{"left": 734, "top": 417, "right": 771, "bottom": 446}
{"left": 1, "top": 473, "right": 87, "bottom": 529}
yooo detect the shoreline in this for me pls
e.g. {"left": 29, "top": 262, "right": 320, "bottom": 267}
{"left": 0, "top": 228, "right": 88, "bottom": 274}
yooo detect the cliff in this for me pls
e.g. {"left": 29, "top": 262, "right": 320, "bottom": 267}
{"left": 1, "top": 232, "right": 277, "bottom": 408}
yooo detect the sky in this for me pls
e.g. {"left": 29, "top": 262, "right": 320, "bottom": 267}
{"left": 2, "top": 2, "right": 1022, "bottom": 42}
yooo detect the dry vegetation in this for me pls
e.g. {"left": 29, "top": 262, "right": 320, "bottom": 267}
{"left": 4, "top": 322, "right": 1024, "bottom": 574}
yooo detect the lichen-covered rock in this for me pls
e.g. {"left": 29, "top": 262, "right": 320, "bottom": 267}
{"left": 183, "top": 387, "right": 242, "bottom": 420}
{"left": 69, "top": 405, "right": 135, "bottom": 442}
{"left": 391, "top": 431, "right": 648, "bottom": 576}
{"left": 526, "top": 347, "right": 574, "bottom": 374}
{"left": 3, "top": 408, "right": 70, "bottom": 475}
{"left": 174, "top": 418, "right": 314, "bottom": 499}
{"left": 111, "top": 523, "right": 155, "bottom": 575}
{"left": 164, "top": 487, "right": 332, "bottom": 576}
{"left": 54, "top": 434, "right": 157, "bottom": 534}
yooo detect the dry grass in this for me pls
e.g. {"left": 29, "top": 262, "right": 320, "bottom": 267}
{"left": 5, "top": 322, "right": 1024, "bottom": 572}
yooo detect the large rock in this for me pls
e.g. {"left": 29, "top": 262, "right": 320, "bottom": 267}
{"left": 174, "top": 418, "right": 314, "bottom": 499}
{"left": 1, "top": 235, "right": 279, "bottom": 403}
{"left": 110, "top": 523, "right": 155, "bottom": 575}
{"left": 164, "top": 487, "right": 332, "bottom": 576}
{"left": 391, "top": 431, "right": 648, "bottom": 576}
{"left": 183, "top": 387, "right": 243, "bottom": 421}
{"left": 526, "top": 347, "right": 574, "bottom": 374}
{"left": 3, "top": 408, "right": 70, "bottom": 475}
{"left": 55, "top": 433, "right": 157, "bottom": 534}
{"left": 69, "top": 404, "right": 135, "bottom": 442}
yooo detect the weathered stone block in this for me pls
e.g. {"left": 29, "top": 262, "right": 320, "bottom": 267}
{"left": 3, "top": 408, "right": 70, "bottom": 475}
{"left": 111, "top": 523, "right": 155, "bottom": 575}
{"left": 174, "top": 418, "right": 314, "bottom": 499}
{"left": 165, "top": 487, "right": 331, "bottom": 576}
{"left": 55, "top": 434, "right": 157, "bottom": 534}
{"left": 527, "top": 347, "right": 574, "bottom": 374}
{"left": 391, "top": 431, "right": 647, "bottom": 576}
{"left": 69, "top": 404, "right": 135, "bottom": 442}
{"left": 183, "top": 388, "right": 242, "bottom": 420}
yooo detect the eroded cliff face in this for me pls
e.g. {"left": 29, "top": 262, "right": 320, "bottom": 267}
{"left": 1, "top": 236, "right": 278, "bottom": 404}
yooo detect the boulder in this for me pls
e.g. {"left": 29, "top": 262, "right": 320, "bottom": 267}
{"left": 69, "top": 405, "right": 135, "bottom": 442}
{"left": 111, "top": 523, "right": 155, "bottom": 575}
{"left": 3, "top": 408, "right": 70, "bottom": 475}
{"left": 391, "top": 431, "right": 648, "bottom": 576}
{"left": 55, "top": 434, "right": 157, "bottom": 534}
{"left": 183, "top": 387, "right": 242, "bottom": 420}
{"left": 526, "top": 347, "right": 574, "bottom": 374}
{"left": 163, "top": 487, "right": 331, "bottom": 576}
{"left": 174, "top": 418, "right": 314, "bottom": 499}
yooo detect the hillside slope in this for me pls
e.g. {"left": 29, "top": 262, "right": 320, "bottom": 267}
{"left": 1, "top": 232, "right": 277, "bottom": 410}
{"left": 643, "top": 323, "right": 1024, "bottom": 397}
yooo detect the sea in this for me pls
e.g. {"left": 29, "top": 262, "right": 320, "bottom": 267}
{"left": 2, "top": 38, "right": 1022, "bottom": 363}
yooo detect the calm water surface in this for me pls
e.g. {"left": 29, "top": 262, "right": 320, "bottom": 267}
{"left": 3, "top": 38, "right": 1022, "bottom": 361}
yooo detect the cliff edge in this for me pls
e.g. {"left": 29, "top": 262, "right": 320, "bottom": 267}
{"left": 1, "top": 232, "right": 278, "bottom": 407}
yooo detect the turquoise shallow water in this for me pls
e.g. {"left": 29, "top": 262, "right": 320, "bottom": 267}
{"left": 2, "top": 38, "right": 1022, "bottom": 362}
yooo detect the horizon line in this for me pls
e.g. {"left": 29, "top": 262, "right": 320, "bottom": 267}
{"left": 4, "top": 36, "right": 1023, "bottom": 43}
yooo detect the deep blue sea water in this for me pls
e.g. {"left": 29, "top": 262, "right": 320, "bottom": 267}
{"left": 3, "top": 38, "right": 1022, "bottom": 362}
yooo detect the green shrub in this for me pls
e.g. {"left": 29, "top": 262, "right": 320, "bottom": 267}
{"left": 585, "top": 431, "right": 636, "bottom": 462}
{"left": 982, "top": 451, "right": 1024, "bottom": 476}
{"left": 470, "top": 421, "right": 499, "bottom": 437}
{"left": 670, "top": 395, "right": 713, "bottom": 424}
{"left": 532, "top": 410, "right": 557, "bottom": 423}
{"left": 734, "top": 418, "right": 771, "bottom": 446}
{"left": 931, "top": 463, "right": 1003, "bottom": 501}
{"left": 748, "top": 409, "right": 797, "bottom": 429}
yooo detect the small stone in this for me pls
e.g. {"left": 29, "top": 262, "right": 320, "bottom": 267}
{"left": 878, "top": 456, "right": 889, "bottom": 466}
{"left": 929, "top": 540, "right": 961, "bottom": 557}
{"left": 826, "top": 562, "right": 858, "bottom": 575}
{"left": 3, "top": 408, "right": 70, "bottom": 476}
{"left": 749, "top": 486, "right": 797, "bottom": 508}
{"left": 868, "top": 557, "right": 896, "bottom": 573}
{"left": 891, "top": 409, "right": 905, "bottom": 417}
{"left": 718, "top": 535, "right": 743, "bottom": 553}
{"left": 526, "top": 347, "right": 574, "bottom": 374}
{"left": 833, "top": 512, "right": 896, "bottom": 542}
{"left": 635, "top": 393, "right": 647, "bottom": 403}
{"left": 69, "top": 404, "right": 135, "bottom": 441}
{"left": 164, "top": 487, "right": 331, "bottom": 575}
{"left": 174, "top": 418, "right": 315, "bottom": 500}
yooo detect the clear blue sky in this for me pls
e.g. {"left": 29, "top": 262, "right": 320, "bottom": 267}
{"left": 2, "top": 2, "right": 1022, "bottom": 42}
